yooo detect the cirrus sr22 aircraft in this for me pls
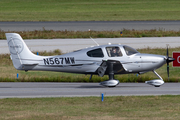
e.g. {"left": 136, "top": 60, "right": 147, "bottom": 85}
{"left": 6, "top": 33, "right": 175, "bottom": 87}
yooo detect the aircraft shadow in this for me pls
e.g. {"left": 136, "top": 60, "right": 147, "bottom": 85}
{"left": 77, "top": 85, "right": 149, "bottom": 88}
{"left": 77, "top": 85, "right": 106, "bottom": 88}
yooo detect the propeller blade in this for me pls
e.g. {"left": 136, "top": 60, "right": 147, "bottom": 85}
{"left": 166, "top": 44, "right": 169, "bottom": 58}
{"left": 167, "top": 62, "right": 169, "bottom": 80}
{"left": 166, "top": 44, "right": 169, "bottom": 80}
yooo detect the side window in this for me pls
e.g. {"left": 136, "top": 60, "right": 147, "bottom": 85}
{"left": 87, "top": 48, "right": 104, "bottom": 57}
{"left": 106, "top": 47, "right": 122, "bottom": 57}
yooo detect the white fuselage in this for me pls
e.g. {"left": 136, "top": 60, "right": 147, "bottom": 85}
{"left": 20, "top": 45, "right": 166, "bottom": 75}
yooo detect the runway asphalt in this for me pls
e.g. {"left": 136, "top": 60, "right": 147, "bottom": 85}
{"left": 0, "top": 82, "right": 180, "bottom": 98}
{"left": 0, "top": 21, "right": 180, "bottom": 31}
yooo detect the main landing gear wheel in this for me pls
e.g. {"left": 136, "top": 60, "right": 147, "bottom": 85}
{"left": 99, "top": 60, "right": 119, "bottom": 87}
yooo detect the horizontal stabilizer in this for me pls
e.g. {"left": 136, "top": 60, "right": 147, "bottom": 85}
{"left": 22, "top": 63, "right": 39, "bottom": 66}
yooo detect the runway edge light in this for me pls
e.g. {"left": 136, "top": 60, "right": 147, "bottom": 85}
{"left": 101, "top": 93, "right": 104, "bottom": 102}
{"left": 17, "top": 73, "right": 19, "bottom": 79}
{"left": 120, "top": 31, "right": 123, "bottom": 36}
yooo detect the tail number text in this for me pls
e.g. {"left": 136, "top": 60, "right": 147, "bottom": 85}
{"left": 43, "top": 57, "right": 75, "bottom": 65}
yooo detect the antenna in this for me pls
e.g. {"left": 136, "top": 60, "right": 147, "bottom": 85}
{"left": 89, "top": 29, "right": 99, "bottom": 46}
{"left": 90, "top": 37, "right": 99, "bottom": 46}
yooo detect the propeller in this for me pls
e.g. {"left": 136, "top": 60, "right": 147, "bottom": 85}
{"left": 166, "top": 45, "right": 175, "bottom": 80}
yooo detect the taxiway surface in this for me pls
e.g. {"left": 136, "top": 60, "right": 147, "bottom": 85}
{"left": 1, "top": 21, "right": 180, "bottom": 31}
{"left": 0, "top": 83, "right": 180, "bottom": 98}
{"left": 1, "top": 37, "right": 180, "bottom": 54}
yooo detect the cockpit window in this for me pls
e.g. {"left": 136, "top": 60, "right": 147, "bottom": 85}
{"left": 123, "top": 46, "right": 139, "bottom": 56}
{"left": 106, "top": 47, "right": 122, "bottom": 57}
{"left": 87, "top": 48, "right": 104, "bottom": 57}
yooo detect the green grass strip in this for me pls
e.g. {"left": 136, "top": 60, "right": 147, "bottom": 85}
{"left": 0, "top": 0, "right": 180, "bottom": 21}
{"left": 1, "top": 29, "right": 180, "bottom": 39}
{"left": 1, "top": 95, "right": 180, "bottom": 119}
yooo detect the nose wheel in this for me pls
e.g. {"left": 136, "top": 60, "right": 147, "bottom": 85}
{"left": 145, "top": 70, "right": 164, "bottom": 87}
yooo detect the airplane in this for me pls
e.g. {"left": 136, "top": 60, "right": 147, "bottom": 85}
{"left": 6, "top": 33, "right": 175, "bottom": 87}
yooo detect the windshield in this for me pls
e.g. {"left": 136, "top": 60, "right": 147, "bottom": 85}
{"left": 123, "top": 46, "right": 139, "bottom": 56}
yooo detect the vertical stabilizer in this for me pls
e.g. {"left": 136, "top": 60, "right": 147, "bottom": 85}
{"left": 6, "top": 33, "right": 38, "bottom": 70}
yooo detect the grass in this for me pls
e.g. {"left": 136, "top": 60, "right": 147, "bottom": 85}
{"left": 0, "top": 47, "right": 180, "bottom": 83}
{"left": 0, "top": 0, "right": 180, "bottom": 21}
{"left": 1, "top": 29, "right": 180, "bottom": 39}
{"left": 1, "top": 95, "right": 180, "bottom": 119}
